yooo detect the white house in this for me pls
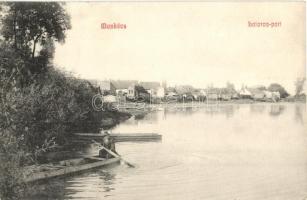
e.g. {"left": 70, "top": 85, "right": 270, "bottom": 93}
{"left": 104, "top": 95, "right": 117, "bottom": 103}
{"left": 156, "top": 86, "right": 165, "bottom": 98}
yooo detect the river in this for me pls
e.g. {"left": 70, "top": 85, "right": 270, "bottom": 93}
{"left": 28, "top": 103, "right": 307, "bottom": 200}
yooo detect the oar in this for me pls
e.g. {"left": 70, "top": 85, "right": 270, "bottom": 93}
{"left": 92, "top": 140, "right": 135, "bottom": 168}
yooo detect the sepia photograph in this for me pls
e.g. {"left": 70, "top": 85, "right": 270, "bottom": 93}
{"left": 0, "top": 1, "right": 306, "bottom": 200}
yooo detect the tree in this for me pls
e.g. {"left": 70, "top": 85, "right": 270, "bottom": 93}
{"left": 255, "top": 85, "right": 266, "bottom": 91}
{"left": 268, "top": 83, "right": 289, "bottom": 98}
{"left": 295, "top": 77, "right": 306, "bottom": 96}
{"left": 135, "top": 85, "right": 148, "bottom": 94}
{"left": 226, "top": 82, "right": 235, "bottom": 89}
{"left": 0, "top": 4, "right": 71, "bottom": 198}
{"left": 226, "top": 82, "right": 236, "bottom": 94}
{"left": 0, "top": 2, "right": 71, "bottom": 61}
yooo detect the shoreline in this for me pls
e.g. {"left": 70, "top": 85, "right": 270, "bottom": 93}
{"left": 118, "top": 99, "right": 306, "bottom": 111}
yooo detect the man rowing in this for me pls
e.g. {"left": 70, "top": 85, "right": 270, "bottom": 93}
{"left": 99, "top": 131, "right": 117, "bottom": 159}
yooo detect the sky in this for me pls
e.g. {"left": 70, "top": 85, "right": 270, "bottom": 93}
{"left": 54, "top": 2, "right": 306, "bottom": 94}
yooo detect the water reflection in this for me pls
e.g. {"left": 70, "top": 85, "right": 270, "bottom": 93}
{"left": 269, "top": 104, "right": 286, "bottom": 117}
{"left": 158, "top": 103, "right": 305, "bottom": 121}
{"left": 63, "top": 169, "right": 118, "bottom": 199}
{"left": 26, "top": 103, "right": 307, "bottom": 200}
{"left": 163, "top": 103, "right": 292, "bottom": 119}
{"left": 250, "top": 104, "right": 266, "bottom": 114}
{"left": 163, "top": 104, "right": 237, "bottom": 119}
{"left": 134, "top": 114, "right": 146, "bottom": 120}
{"left": 295, "top": 104, "right": 306, "bottom": 124}
{"left": 98, "top": 170, "right": 116, "bottom": 193}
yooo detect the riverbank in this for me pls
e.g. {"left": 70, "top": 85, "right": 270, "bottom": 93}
{"left": 117, "top": 98, "right": 305, "bottom": 111}
{"left": 100, "top": 111, "right": 132, "bottom": 129}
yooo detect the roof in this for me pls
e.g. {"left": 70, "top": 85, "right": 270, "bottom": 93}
{"left": 139, "top": 82, "right": 160, "bottom": 90}
{"left": 166, "top": 92, "right": 178, "bottom": 96}
{"left": 89, "top": 80, "right": 116, "bottom": 91}
{"left": 111, "top": 80, "right": 138, "bottom": 89}
{"left": 248, "top": 88, "right": 265, "bottom": 95}
{"left": 206, "top": 88, "right": 221, "bottom": 94}
{"left": 97, "top": 81, "right": 114, "bottom": 91}
{"left": 239, "top": 88, "right": 252, "bottom": 95}
{"left": 175, "top": 85, "right": 194, "bottom": 94}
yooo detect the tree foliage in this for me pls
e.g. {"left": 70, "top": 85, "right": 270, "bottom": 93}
{"left": 0, "top": 54, "right": 105, "bottom": 199}
{"left": 0, "top": 3, "right": 74, "bottom": 199}
{"left": 135, "top": 85, "right": 148, "bottom": 94}
{"left": 226, "top": 82, "right": 237, "bottom": 94}
{"left": 268, "top": 83, "right": 289, "bottom": 98}
{"left": 0, "top": 2, "right": 71, "bottom": 74}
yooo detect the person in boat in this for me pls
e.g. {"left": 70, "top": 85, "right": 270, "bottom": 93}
{"left": 99, "top": 131, "right": 117, "bottom": 159}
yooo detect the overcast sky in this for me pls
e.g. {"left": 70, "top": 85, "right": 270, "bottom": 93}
{"left": 54, "top": 2, "right": 305, "bottom": 94}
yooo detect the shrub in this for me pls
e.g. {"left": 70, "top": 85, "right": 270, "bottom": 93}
{"left": 0, "top": 65, "right": 104, "bottom": 199}
{"left": 0, "top": 130, "right": 27, "bottom": 200}
{"left": 1, "top": 67, "right": 103, "bottom": 154}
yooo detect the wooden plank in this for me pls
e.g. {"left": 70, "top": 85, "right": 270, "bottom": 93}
{"left": 73, "top": 133, "right": 162, "bottom": 142}
{"left": 74, "top": 133, "right": 160, "bottom": 137}
{"left": 85, "top": 156, "right": 107, "bottom": 161}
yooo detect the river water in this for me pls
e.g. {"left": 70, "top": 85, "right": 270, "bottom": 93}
{"left": 30, "top": 103, "right": 307, "bottom": 200}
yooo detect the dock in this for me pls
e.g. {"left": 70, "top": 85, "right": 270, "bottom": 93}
{"left": 73, "top": 133, "right": 162, "bottom": 142}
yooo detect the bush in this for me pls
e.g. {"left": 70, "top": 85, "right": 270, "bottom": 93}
{"left": 0, "top": 66, "right": 104, "bottom": 199}
{"left": 0, "top": 130, "right": 27, "bottom": 200}
{"left": 1, "top": 67, "right": 103, "bottom": 154}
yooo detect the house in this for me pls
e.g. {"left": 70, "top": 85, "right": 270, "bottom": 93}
{"left": 165, "top": 92, "right": 178, "bottom": 98}
{"left": 181, "top": 93, "right": 195, "bottom": 101}
{"left": 189, "top": 90, "right": 206, "bottom": 101}
{"left": 266, "top": 91, "right": 280, "bottom": 102}
{"left": 248, "top": 88, "right": 265, "bottom": 101}
{"left": 272, "top": 91, "right": 280, "bottom": 99}
{"left": 206, "top": 88, "right": 220, "bottom": 100}
{"left": 103, "top": 95, "right": 117, "bottom": 103}
{"left": 231, "top": 93, "right": 239, "bottom": 99}
{"left": 251, "top": 90, "right": 280, "bottom": 102}
{"left": 175, "top": 85, "right": 194, "bottom": 95}
{"left": 99, "top": 81, "right": 116, "bottom": 95}
{"left": 156, "top": 87, "right": 165, "bottom": 98}
{"left": 200, "top": 89, "right": 207, "bottom": 96}
{"left": 112, "top": 80, "right": 138, "bottom": 96}
{"left": 264, "top": 90, "right": 273, "bottom": 99}
{"left": 127, "top": 84, "right": 136, "bottom": 99}
{"left": 90, "top": 80, "right": 116, "bottom": 95}
{"left": 139, "top": 81, "right": 165, "bottom": 98}
{"left": 127, "top": 84, "right": 150, "bottom": 102}
{"left": 140, "top": 81, "right": 160, "bottom": 93}
{"left": 116, "top": 89, "right": 129, "bottom": 96}
{"left": 219, "top": 88, "right": 234, "bottom": 101}
{"left": 165, "top": 92, "right": 179, "bottom": 102}
{"left": 239, "top": 87, "right": 252, "bottom": 99}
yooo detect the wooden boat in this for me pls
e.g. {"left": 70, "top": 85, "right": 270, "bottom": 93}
{"left": 74, "top": 132, "right": 162, "bottom": 142}
{"left": 24, "top": 156, "right": 120, "bottom": 183}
